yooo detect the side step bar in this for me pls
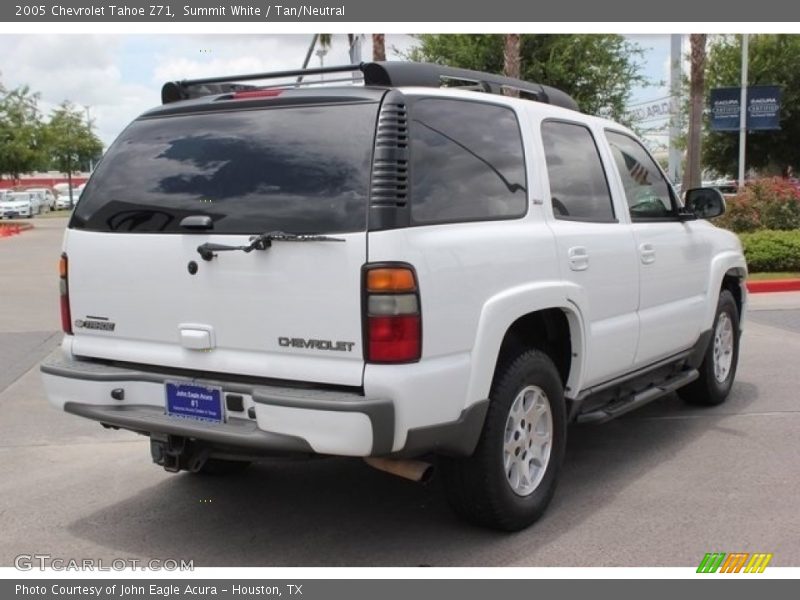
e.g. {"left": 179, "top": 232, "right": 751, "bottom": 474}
{"left": 576, "top": 369, "right": 699, "bottom": 424}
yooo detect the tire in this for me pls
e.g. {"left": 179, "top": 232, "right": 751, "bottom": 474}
{"left": 193, "top": 458, "right": 252, "bottom": 476}
{"left": 679, "top": 289, "right": 740, "bottom": 406}
{"left": 440, "top": 349, "right": 567, "bottom": 531}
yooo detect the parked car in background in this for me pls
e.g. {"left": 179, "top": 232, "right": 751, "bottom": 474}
{"left": 54, "top": 182, "right": 86, "bottom": 195}
{"left": 25, "top": 188, "right": 56, "bottom": 211}
{"left": 55, "top": 188, "right": 81, "bottom": 210}
{"left": 0, "top": 191, "right": 35, "bottom": 219}
{"left": 26, "top": 190, "right": 42, "bottom": 215}
{"left": 711, "top": 180, "right": 738, "bottom": 199}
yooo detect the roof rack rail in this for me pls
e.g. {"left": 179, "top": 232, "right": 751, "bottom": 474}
{"left": 160, "top": 61, "right": 579, "bottom": 112}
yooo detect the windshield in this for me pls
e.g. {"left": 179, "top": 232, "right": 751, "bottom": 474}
{"left": 71, "top": 102, "right": 379, "bottom": 234}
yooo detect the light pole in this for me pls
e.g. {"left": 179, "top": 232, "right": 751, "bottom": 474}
{"left": 738, "top": 35, "right": 749, "bottom": 188}
{"left": 668, "top": 34, "right": 683, "bottom": 185}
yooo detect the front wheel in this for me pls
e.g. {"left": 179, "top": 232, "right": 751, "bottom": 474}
{"left": 679, "top": 289, "right": 740, "bottom": 406}
{"left": 441, "top": 349, "right": 567, "bottom": 531}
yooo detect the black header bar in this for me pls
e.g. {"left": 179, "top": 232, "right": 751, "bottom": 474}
{"left": 4, "top": 0, "right": 800, "bottom": 22}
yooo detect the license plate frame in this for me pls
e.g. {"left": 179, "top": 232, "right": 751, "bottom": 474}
{"left": 165, "top": 381, "right": 224, "bottom": 423}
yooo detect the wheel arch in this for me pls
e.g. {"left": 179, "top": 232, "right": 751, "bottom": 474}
{"left": 721, "top": 268, "right": 746, "bottom": 320}
{"left": 465, "top": 283, "right": 586, "bottom": 409}
{"left": 704, "top": 251, "right": 747, "bottom": 329}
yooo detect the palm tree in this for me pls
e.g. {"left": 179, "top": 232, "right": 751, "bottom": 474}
{"left": 372, "top": 34, "right": 386, "bottom": 62}
{"left": 503, "top": 34, "right": 521, "bottom": 97}
{"left": 503, "top": 34, "right": 521, "bottom": 78}
{"left": 315, "top": 34, "right": 364, "bottom": 64}
{"left": 683, "top": 34, "right": 707, "bottom": 191}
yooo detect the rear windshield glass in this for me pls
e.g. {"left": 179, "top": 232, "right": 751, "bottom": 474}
{"left": 71, "top": 103, "right": 378, "bottom": 234}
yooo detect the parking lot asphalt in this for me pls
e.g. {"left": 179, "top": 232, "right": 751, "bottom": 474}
{"left": 1, "top": 218, "right": 798, "bottom": 567}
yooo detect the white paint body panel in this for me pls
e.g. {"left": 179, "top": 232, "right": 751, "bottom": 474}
{"left": 45, "top": 86, "right": 747, "bottom": 457}
{"left": 630, "top": 221, "right": 711, "bottom": 364}
{"left": 65, "top": 228, "right": 366, "bottom": 387}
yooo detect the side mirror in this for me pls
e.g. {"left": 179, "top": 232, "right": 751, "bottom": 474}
{"left": 685, "top": 187, "right": 726, "bottom": 219}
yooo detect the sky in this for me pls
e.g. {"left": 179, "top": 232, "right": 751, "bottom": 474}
{"left": 0, "top": 33, "right": 675, "bottom": 151}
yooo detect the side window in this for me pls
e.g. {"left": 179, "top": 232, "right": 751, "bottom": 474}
{"left": 410, "top": 98, "right": 527, "bottom": 224}
{"left": 605, "top": 130, "right": 676, "bottom": 219}
{"left": 541, "top": 121, "right": 615, "bottom": 222}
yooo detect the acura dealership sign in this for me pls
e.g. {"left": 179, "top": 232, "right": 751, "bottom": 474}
{"left": 710, "top": 85, "right": 782, "bottom": 131}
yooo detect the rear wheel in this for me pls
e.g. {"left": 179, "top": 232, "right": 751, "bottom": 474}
{"left": 441, "top": 349, "right": 566, "bottom": 531}
{"left": 679, "top": 289, "right": 740, "bottom": 406}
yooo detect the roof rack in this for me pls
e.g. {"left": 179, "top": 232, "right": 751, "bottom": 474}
{"left": 160, "top": 61, "right": 579, "bottom": 112}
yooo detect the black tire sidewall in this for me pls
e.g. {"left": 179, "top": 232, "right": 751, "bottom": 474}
{"left": 481, "top": 351, "right": 567, "bottom": 526}
{"left": 702, "top": 290, "right": 740, "bottom": 402}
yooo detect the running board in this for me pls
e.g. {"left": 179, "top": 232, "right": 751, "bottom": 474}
{"left": 576, "top": 369, "right": 699, "bottom": 424}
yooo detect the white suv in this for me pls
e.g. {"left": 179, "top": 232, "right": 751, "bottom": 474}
{"left": 41, "top": 62, "right": 747, "bottom": 531}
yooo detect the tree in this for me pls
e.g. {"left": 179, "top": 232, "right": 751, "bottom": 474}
{"left": 683, "top": 34, "right": 707, "bottom": 190}
{"left": 503, "top": 34, "right": 521, "bottom": 78}
{"left": 503, "top": 34, "right": 521, "bottom": 97}
{"left": 318, "top": 33, "right": 332, "bottom": 51}
{"left": 46, "top": 102, "right": 103, "bottom": 206}
{"left": 318, "top": 33, "right": 383, "bottom": 63}
{"left": 704, "top": 34, "right": 800, "bottom": 177}
{"left": 406, "top": 34, "right": 646, "bottom": 123}
{"left": 0, "top": 85, "right": 46, "bottom": 181}
{"left": 372, "top": 34, "right": 386, "bottom": 62}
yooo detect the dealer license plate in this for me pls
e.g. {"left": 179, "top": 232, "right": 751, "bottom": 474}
{"left": 165, "top": 381, "right": 223, "bottom": 423}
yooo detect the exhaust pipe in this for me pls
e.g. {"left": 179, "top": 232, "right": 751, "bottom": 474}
{"left": 363, "top": 457, "right": 434, "bottom": 483}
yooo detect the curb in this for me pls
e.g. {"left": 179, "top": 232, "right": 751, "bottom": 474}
{"left": 746, "top": 279, "right": 800, "bottom": 294}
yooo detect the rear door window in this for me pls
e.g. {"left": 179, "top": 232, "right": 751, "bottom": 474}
{"left": 541, "top": 121, "right": 616, "bottom": 222}
{"left": 71, "top": 103, "right": 379, "bottom": 234}
{"left": 409, "top": 98, "right": 527, "bottom": 224}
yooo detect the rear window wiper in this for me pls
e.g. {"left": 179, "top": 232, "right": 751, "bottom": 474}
{"left": 197, "top": 231, "right": 345, "bottom": 261}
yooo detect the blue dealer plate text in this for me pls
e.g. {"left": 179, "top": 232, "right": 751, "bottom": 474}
{"left": 165, "top": 382, "right": 223, "bottom": 423}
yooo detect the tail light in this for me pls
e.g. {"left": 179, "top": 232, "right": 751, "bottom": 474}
{"left": 59, "top": 253, "right": 72, "bottom": 334}
{"left": 363, "top": 265, "right": 421, "bottom": 363}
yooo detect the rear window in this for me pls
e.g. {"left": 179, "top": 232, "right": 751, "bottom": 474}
{"left": 71, "top": 103, "right": 379, "bottom": 234}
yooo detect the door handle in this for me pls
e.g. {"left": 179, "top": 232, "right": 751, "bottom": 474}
{"left": 639, "top": 243, "right": 656, "bottom": 265}
{"left": 568, "top": 246, "right": 589, "bottom": 271}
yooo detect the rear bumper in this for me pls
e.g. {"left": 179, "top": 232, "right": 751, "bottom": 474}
{"left": 41, "top": 352, "right": 393, "bottom": 457}
{"left": 63, "top": 402, "right": 313, "bottom": 454}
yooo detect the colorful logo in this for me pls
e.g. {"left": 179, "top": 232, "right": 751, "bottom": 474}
{"left": 697, "top": 552, "right": 773, "bottom": 573}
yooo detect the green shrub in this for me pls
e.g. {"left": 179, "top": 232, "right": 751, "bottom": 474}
{"left": 715, "top": 177, "right": 800, "bottom": 233}
{"left": 739, "top": 230, "right": 800, "bottom": 272}
{"left": 716, "top": 196, "right": 761, "bottom": 232}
